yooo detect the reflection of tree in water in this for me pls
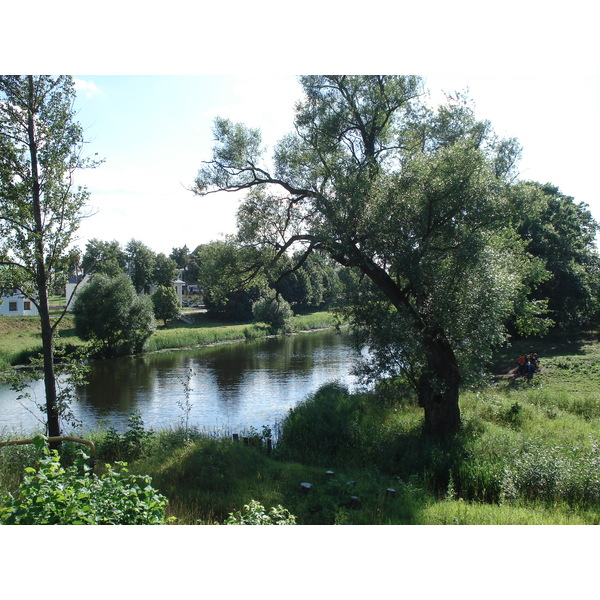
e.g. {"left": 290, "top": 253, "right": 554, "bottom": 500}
{"left": 77, "top": 355, "right": 159, "bottom": 414}
{"left": 199, "top": 332, "right": 346, "bottom": 391}
{"left": 72, "top": 329, "right": 355, "bottom": 428}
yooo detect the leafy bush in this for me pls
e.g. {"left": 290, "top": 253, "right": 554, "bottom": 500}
{"left": 252, "top": 294, "right": 293, "bottom": 333}
{"left": 152, "top": 285, "right": 181, "bottom": 327}
{"left": 0, "top": 437, "right": 169, "bottom": 525}
{"left": 73, "top": 273, "right": 156, "bottom": 358}
{"left": 224, "top": 499, "right": 296, "bottom": 524}
{"left": 97, "top": 413, "right": 154, "bottom": 462}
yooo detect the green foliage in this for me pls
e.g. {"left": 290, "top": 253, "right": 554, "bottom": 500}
{"left": 276, "top": 383, "right": 364, "bottom": 465}
{"left": 196, "top": 240, "right": 265, "bottom": 321}
{"left": 152, "top": 285, "right": 181, "bottom": 327}
{"left": 0, "top": 436, "right": 169, "bottom": 524}
{"left": 511, "top": 181, "right": 600, "bottom": 328}
{"left": 500, "top": 440, "right": 600, "bottom": 506}
{"left": 97, "top": 413, "right": 154, "bottom": 462}
{"left": 224, "top": 499, "right": 296, "bottom": 524}
{"left": 276, "top": 252, "right": 344, "bottom": 311}
{"left": 0, "top": 76, "right": 98, "bottom": 302}
{"left": 194, "top": 75, "right": 552, "bottom": 435}
{"left": 125, "top": 239, "right": 157, "bottom": 294}
{"left": 81, "top": 238, "right": 127, "bottom": 277}
{"left": 0, "top": 75, "right": 101, "bottom": 438}
{"left": 252, "top": 294, "right": 293, "bottom": 333}
{"left": 73, "top": 273, "right": 156, "bottom": 358}
{"left": 153, "top": 253, "right": 178, "bottom": 288}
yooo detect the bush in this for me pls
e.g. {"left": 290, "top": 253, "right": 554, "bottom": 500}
{"left": 252, "top": 295, "right": 293, "bottom": 333}
{"left": 152, "top": 285, "right": 181, "bottom": 327}
{"left": 0, "top": 437, "right": 169, "bottom": 525}
{"left": 97, "top": 413, "right": 155, "bottom": 462}
{"left": 224, "top": 499, "right": 296, "bottom": 524}
{"left": 276, "top": 383, "right": 361, "bottom": 465}
{"left": 73, "top": 273, "right": 156, "bottom": 358}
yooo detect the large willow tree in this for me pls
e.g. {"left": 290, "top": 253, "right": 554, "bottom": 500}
{"left": 193, "top": 76, "right": 547, "bottom": 436}
{"left": 0, "top": 75, "right": 95, "bottom": 438}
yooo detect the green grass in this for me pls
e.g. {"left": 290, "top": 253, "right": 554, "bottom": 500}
{"left": 0, "top": 314, "right": 84, "bottom": 369}
{"left": 146, "top": 310, "right": 339, "bottom": 353}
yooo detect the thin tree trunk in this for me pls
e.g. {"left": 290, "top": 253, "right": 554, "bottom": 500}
{"left": 27, "top": 76, "right": 61, "bottom": 443}
{"left": 39, "top": 303, "right": 60, "bottom": 440}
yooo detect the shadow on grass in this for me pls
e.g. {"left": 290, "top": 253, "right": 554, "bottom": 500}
{"left": 490, "top": 331, "right": 592, "bottom": 377}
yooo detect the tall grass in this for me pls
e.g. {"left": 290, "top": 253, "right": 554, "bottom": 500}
{"left": 145, "top": 311, "right": 340, "bottom": 354}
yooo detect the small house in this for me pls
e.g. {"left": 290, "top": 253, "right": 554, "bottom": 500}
{"left": 0, "top": 290, "right": 39, "bottom": 317}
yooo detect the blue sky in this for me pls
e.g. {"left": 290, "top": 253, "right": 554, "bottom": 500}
{"left": 72, "top": 75, "right": 303, "bottom": 254}
{"left": 71, "top": 74, "right": 600, "bottom": 255}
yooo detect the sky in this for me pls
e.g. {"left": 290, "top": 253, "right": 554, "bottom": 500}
{"left": 69, "top": 73, "right": 600, "bottom": 256}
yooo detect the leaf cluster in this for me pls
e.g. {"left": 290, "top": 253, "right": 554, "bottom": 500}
{"left": 0, "top": 436, "right": 169, "bottom": 525}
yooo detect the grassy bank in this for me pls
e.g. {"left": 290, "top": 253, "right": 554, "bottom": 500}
{"left": 0, "top": 315, "right": 83, "bottom": 369}
{"left": 0, "top": 309, "right": 340, "bottom": 369}
{"left": 2, "top": 331, "right": 597, "bottom": 525}
{"left": 145, "top": 310, "right": 339, "bottom": 353}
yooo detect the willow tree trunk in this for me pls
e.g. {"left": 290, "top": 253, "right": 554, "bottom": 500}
{"left": 417, "top": 328, "right": 461, "bottom": 437}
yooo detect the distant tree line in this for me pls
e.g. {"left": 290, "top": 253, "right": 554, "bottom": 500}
{"left": 74, "top": 180, "right": 600, "bottom": 334}
{"left": 74, "top": 236, "right": 359, "bottom": 324}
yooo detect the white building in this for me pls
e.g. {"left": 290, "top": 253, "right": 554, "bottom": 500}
{"left": 173, "top": 278, "right": 186, "bottom": 306}
{"left": 65, "top": 274, "right": 92, "bottom": 310}
{"left": 0, "top": 291, "right": 39, "bottom": 317}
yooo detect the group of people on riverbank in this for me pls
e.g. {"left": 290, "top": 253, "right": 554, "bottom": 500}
{"left": 514, "top": 353, "right": 540, "bottom": 379}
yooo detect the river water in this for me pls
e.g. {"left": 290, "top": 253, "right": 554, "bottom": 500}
{"left": 0, "top": 329, "right": 360, "bottom": 436}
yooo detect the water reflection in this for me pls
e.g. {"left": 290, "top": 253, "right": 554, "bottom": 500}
{"left": 0, "top": 329, "right": 359, "bottom": 434}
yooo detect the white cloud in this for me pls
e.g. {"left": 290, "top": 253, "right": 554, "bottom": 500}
{"left": 73, "top": 78, "right": 102, "bottom": 99}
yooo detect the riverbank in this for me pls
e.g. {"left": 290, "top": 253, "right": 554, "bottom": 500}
{"left": 1, "top": 330, "right": 598, "bottom": 525}
{"left": 0, "top": 309, "right": 341, "bottom": 369}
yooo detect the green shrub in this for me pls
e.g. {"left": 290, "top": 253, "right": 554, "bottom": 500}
{"left": 252, "top": 295, "right": 294, "bottom": 333}
{"left": 73, "top": 273, "right": 156, "bottom": 358}
{"left": 224, "top": 499, "right": 296, "bottom": 524}
{"left": 276, "top": 383, "right": 361, "bottom": 465}
{"left": 97, "top": 413, "right": 154, "bottom": 462}
{"left": 152, "top": 285, "right": 181, "bottom": 327}
{"left": 0, "top": 437, "right": 169, "bottom": 525}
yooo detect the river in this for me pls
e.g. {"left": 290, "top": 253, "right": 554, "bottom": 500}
{"left": 0, "top": 329, "right": 361, "bottom": 436}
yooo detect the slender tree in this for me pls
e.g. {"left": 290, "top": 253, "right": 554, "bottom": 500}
{"left": 125, "top": 239, "right": 156, "bottom": 294}
{"left": 193, "top": 76, "right": 546, "bottom": 436}
{"left": 0, "top": 75, "right": 98, "bottom": 438}
{"left": 152, "top": 284, "right": 181, "bottom": 327}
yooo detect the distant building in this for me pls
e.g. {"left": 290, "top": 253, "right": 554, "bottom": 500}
{"left": 173, "top": 278, "right": 186, "bottom": 306}
{"left": 65, "top": 274, "right": 92, "bottom": 310}
{"left": 0, "top": 290, "right": 39, "bottom": 317}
